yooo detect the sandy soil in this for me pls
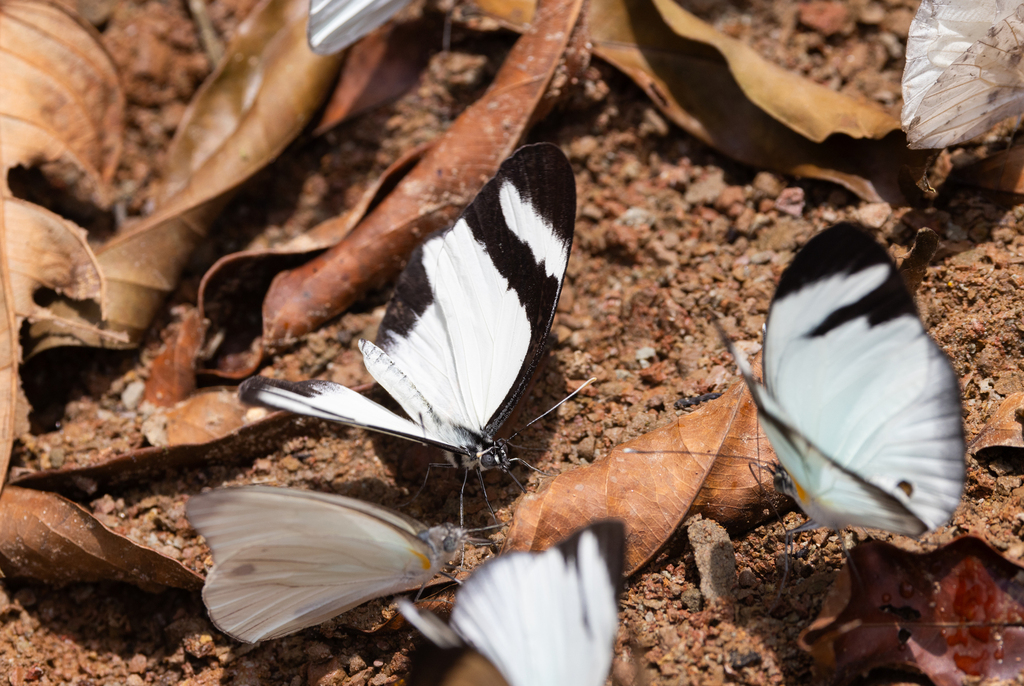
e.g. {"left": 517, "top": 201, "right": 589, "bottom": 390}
{"left": 4, "top": 0, "right": 1024, "bottom": 684}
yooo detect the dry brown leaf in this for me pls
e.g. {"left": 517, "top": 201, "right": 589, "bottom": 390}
{"left": 314, "top": 16, "right": 439, "bottom": 135}
{"left": 11, "top": 411, "right": 301, "bottom": 497}
{"left": 260, "top": 0, "right": 588, "bottom": 349}
{"left": 144, "top": 308, "right": 208, "bottom": 407}
{"left": 27, "top": 0, "right": 344, "bottom": 354}
{"left": 473, "top": 0, "right": 927, "bottom": 203}
{"left": 951, "top": 146, "right": 1024, "bottom": 199}
{"left": 0, "top": 486, "right": 203, "bottom": 591}
{"left": 163, "top": 388, "right": 248, "bottom": 446}
{"left": 800, "top": 536, "right": 1024, "bottom": 686}
{"left": 0, "top": 0, "right": 124, "bottom": 487}
{"left": 196, "top": 142, "right": 430, "bottom": 378}
{"left": 505, "top": 381, "right": 787, "bottom": 575}
{"left": 969, "top": 392, "right": 1024, "bottom": 453}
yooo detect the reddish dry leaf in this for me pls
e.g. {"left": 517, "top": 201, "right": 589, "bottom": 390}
{"left": 472, "top": 0, "right": 927, "bottom": 203}
{"left": 11, "top": 411, "right": 300, "bottom": 498}
{"left": 0, "top": 486, "right": 203, "bottom": 591}
{"left": 163, "top": 389, "right": 248, "bottom": 446}
{"left": 800, "top": 536, "right": 1024, "bottom": 686}
{"left": 260, "top": 0, "right": 588, "bottom": 349}
{"left": 28, "top": 0, "right": 343, "bottom": 354}
{"left": 144, "top": 308, "right": 208, "bottom": 407}
{"left": 314, "top": 16, "right": 440, "bottom": 135}
{"left": 505, "top": 381, "right": 787, "bottom": 575}
{"left": 969, "top": 392, "right": 1024, "bottom": 453}
{"left": 196, "top": 142, "right": 430, "bottom": 378}
{"left": 0, "top": 0, "right": 123, "bottom": 487}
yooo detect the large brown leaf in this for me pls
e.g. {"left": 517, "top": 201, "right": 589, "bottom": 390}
{"left": 505, "top": 380, "right": 788, "bottom": 575}
{"left": 28, "top": 0, "right": 344, "bottom": 354}
{"left": 260, "top": 0, "right": 588, "bottom": 349}
{"left": 0, "top": 486, "right": 203, "bottom": 591}
{"left": 800, "top": 536, "right": 1024, "bottom": 686}
{"left": 0, "top": 0, "right": 123, "bottom": 486}
{"left": 474, "top": 0, "right": 927, "bottom": 203}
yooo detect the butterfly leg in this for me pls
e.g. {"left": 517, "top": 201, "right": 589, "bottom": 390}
{"left": 400, "top": 461, "right": 456, "bottom": 508}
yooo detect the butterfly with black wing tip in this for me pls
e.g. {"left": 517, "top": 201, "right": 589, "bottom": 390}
{"left": 186, "top": 486, "right": 469, "bottom": 643}
{"left": 722, "top": 223, "right": 966, "bottom": 536}
{"left": 239, "top": 143, "right": 576, "bottom": 520}
{"left": 307, "top": 0, "right": 412, "bottom": 55}
{"left": 400, "top": 521, "right": 625, "bottom": 686}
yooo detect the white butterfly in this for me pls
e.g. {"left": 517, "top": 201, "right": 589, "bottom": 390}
{"left": 307, "top": 0, "right": 412, "bottom": 55}
{"left": 186, "top": 486, "right": 468, "bottom": 642}
{"left": 903, "top": 0, "right": 1024, "bottom": 149}
{"left": 399, "top": 521, "right": 624, "bottom": 686}
{"left": 240, "top": 144, "right": 576, "bottom": 506}
{"left": 724, "top": 223, "right": 965, "bottom": 536}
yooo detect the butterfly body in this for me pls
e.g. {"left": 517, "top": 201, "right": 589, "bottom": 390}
{"left": 727, "top": 223, "right": 965, "bottom": 536}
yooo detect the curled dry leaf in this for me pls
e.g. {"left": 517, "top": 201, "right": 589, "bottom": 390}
{"left": 260, "top": 0, "right": 588, "bottom": 349}
{"left": 474, "top": 0, "right": 926, "bottom": 203}
{"left": 505, "top": 381, "right": 787, "bottom": 576}
{"left": 969, "top": 392, "right": 1024, "bottom": 453}
{"left": 196, "top": 142, "right": 430, "bottom": 378}
{"left": 144, "top": 308, "right": 208, "bottom": 407}
{"left": 28, "top": 0, "right": 344, "bottom": 354}
{"left": 315, "top": 15, "right": 440, "bottom": 135}
{"left": 0, "top": 486, "right": 203, "bottom": 591}
{"left": 11, "top": 411, "right": 300, "bottom": 498}
{"left": 0, "top": 0, "right": 123, "bottom": 485}
{"left": 800, "top": 536, "right": 1024, "bottom": 686}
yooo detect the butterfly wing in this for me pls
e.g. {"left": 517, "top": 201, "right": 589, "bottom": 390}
{"left": 307, "top": 0, "right": 411, "bottom": 55}
{"left": 902, "top": 0, "right": 1019, "bottom": 132}
{"left": 908, "top": 3, "right": 1024, "bottom": 149}
{"left": 365, "top": 143, "right": 576, "bottom": 441}
{"left": 187, "top": 487, "right": 450, "bottom": 643}
{"left": 755, "top": 223, "right": 964, "bottom": 534}
{"left": 238, "top": 376, "right": 474, "bottom": 454}
{"left": 445, "top": 521, "right": 624, "bottom": 686}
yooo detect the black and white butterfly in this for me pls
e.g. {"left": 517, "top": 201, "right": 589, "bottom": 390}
{"left": 723, "top": 223, "right": 965, "bottom": 536}
{"left": 240, "top": 143, "right": 576, "bottom": 517}
{"left": 186, "top": 486, "right": 469, "bottom": 643}
{"left": 400, "top": 521, "right": 625, "bottom": 686}
{"left": 307, "top": 0, "right": 413, "bottom": 55}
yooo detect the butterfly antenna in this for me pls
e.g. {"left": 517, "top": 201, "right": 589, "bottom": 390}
{"left": 504, "top": 377, "right": 597, "bottom": 444}
{"left": 769, "top": 527, "right": 794, "bottom": 612}
{"left": 839, "top": 531, "right": 863, "bottom": 590}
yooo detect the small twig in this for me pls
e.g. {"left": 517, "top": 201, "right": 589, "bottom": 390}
{"left": 187, "top": 0, "right": 224, "bottom": 67}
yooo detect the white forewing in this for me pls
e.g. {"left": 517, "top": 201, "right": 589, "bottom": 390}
{"left": 308, "top": 0, "right": 411, "bottom": 55}
{"left": 902, "top": 0, "right": 1018, "bottom": 130}
{"left": 447, "top": 529, "right": 619, "bottom": 686}
{"left": 187, "top": 487, "right": 454, "bottom": 643}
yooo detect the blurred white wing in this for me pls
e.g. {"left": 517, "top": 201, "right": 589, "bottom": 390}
{"left": 903, "top": 0, "right": 1018, "bottom": 130}
{"left": 308, "top": 0, "right": 411, "bottom": 55}
{"left": 447, "top": 522, "right": 623, "bottom": 686}
{"left": 188, "top": 487, "right": 459, "bottom": 643}
{"left": 904, "top": 1, "right": 1024, "bottom": 148}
